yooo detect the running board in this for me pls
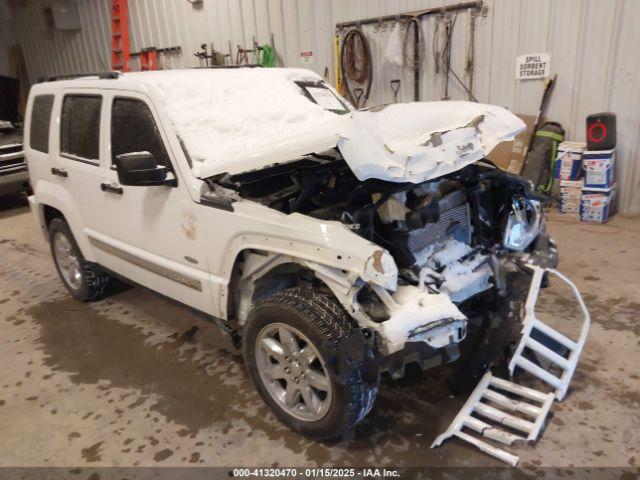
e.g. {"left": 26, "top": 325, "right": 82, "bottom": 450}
{"left": 508, "top": 265, "right": 591, "bottom": 401}
{"left": 431, "top": 371, "right": 555, "bottom": 467}
{"left": 432, "top": 265, "right": 590, "bottom": 465}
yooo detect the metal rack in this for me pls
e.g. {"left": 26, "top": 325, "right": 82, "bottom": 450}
{"left": 335, "top": 1, "right": 485, "bottom": 102}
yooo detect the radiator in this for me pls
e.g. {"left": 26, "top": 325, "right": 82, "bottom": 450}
{"left": 406, "top": 190, "right": 471, "bottom": 254}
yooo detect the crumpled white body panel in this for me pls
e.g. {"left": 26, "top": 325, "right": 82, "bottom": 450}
{"left": 337, "top": 102, "right": 525, "bottom": 183}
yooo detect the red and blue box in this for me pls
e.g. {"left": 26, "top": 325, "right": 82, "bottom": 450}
{"left": 580, "top": 184, "right": 617, "bottom": 223}
{"left": 582, "top": 148, "right": 616, "bottom": 189}
{"left": 554, "top": 141, "right": 586, "bottom": 181}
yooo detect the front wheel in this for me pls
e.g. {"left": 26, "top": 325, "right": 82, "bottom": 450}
{"left": 243, "top": 287, "right": 378, "bottom": 440}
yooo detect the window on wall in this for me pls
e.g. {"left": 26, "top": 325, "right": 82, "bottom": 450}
{"left": 60, "top": 95, "right": 102, "bottom": 161}
{"left": 29, "top": 95, "right": 55, "bottom": 153}
{"left": 111, "top": 98, "right": 171, "bottom": 170}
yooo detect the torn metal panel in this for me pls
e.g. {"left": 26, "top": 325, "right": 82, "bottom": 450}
{"left": 337, "top": 102, "right": 525, "bottom": 184}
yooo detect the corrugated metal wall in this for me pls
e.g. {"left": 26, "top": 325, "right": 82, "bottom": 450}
{"left": 0, "top": 0, "right": 13, "bottom": 75}
{"left": 7, "top": 0, "right": 640, "bottom": 213}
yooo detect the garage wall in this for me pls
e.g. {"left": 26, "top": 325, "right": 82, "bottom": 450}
{"left": 0, "top": 0, "right": 13, "bottom": 76}
{"left": 8, "top": 0, "right": 640, "bottom": 213}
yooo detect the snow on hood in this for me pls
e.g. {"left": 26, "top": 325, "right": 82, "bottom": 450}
{"left": 126, "top": 68, "right": 343, "bottom": 176}
{"left": 129, "top": 69, "right": 523, "bottom": 183}
{"left": 337, "top": 102, "right": 525, "bottom": 183}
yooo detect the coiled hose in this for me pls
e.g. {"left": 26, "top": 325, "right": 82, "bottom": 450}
{"left": 340, "top": 29, "right": 372, "bottom": 108}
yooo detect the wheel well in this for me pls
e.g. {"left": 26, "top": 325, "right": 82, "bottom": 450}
{"left": 42, "top": 205, "right": 64, "bottom": 229}
{"left": 228, "top": 251, "right": 334, "bottom": 325}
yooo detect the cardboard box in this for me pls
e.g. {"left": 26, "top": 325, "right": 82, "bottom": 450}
{"left": 486, "top": 114, "right": 539, "bottom": 174}
{"left": 580, "top": 184, "right": 617, "bottom": 223}
{"left": 583, "top": 148, "right": 616, "bottom": 189}
{"left": 554, "top": 141, "right": 586, "bottom": 180}
{"left": 559, "top": 179, "right": 583, "bottom": 217}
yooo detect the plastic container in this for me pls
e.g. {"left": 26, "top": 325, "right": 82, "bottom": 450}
{"left": 582, "top": 148, "right": 615, "bottom": 189}
{"left": 554, "top": 141, "right": 586, "bottom": 181}
{"left": 580, "top": 184, "right": 617, "bottom": 223}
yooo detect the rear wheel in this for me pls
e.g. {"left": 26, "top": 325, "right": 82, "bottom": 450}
{"left": 48, "top": 218, "right": 110, "bottom": 301}
{"left": 243, "top": 287, "right": 378, "bottom": 440}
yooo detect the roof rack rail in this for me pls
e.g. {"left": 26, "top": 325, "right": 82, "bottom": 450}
{"left": 193, "top": 64, "right": 264, "bottom": 70}
{"left": 37, "top": 71, "right": 121, "bottom": 83}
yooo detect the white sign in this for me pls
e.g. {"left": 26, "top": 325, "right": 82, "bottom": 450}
{"left": 300, "top": 51, "right": 313, "bottom": 64}
{"left": 516, "top": 53, "right": 550, "bottom": 80}
{"left": 306, "top": 87, "right": 344, "bottom": 111}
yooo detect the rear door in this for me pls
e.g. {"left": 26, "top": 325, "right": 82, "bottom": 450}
{"left": 55, "top": 91, "right": 113, "bottom": 249}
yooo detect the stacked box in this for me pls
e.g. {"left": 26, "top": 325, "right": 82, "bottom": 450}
{"left": 583, "top": 148, "right": 616, "bottom": 189}
{"left": 554, "top": 141, "right": 586, "bottom": 180}
{"left": 580, "top": 184, "right": 617, "bottom": 223}
{"left": 559, "top": 179, "right": 583, "bottom": 216}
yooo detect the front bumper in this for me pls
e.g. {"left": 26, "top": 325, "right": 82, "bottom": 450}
{"left": 376, "top": 233, "right": 560, "bottom": 378}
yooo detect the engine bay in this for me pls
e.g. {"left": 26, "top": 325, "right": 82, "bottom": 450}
{"left": 209, "top": 149, "right": 544, "bottom": 303}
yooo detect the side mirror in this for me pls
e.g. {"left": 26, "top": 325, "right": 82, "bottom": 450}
{"left": 114, "top": 152, "right": 176, "bottom": 187}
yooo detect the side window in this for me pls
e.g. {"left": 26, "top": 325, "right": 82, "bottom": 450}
{"left": 30, "top": 95, "right": 55, "bottom": 153}
{"left": 111, "top": 98, "right": 171, "bottom": 170}
{"left": 60, "top": 95, "right": 102, "bottom": 161}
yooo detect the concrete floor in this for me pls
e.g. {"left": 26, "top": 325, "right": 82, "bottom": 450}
{"left": 0, "top": 193, "right": 639, "bottom": 468}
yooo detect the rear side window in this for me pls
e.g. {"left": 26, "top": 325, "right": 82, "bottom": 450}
{"left": 29, "top": 95, "right": 54, "bottom": 153}
{"left": 60, "top": 95, "right": 102, "bottom": 161}
{"left": 111, "top": 98, "right": 171, "bottom": 169}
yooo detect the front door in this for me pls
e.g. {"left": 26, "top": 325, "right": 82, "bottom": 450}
{"left": 94, "top": 92, "right": 214, "bottom": 314}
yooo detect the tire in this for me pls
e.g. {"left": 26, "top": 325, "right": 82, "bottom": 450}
{"left": 48, "top": 218, "right": 110, "bottom": 301}
{"left": 243, "top": 287, "right": 378, "bottom": 440}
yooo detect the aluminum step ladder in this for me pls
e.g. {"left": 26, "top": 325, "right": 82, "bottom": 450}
{"left": 432, "top": 264, "right": 590, "bottom": 465}
{"left": 508, "top": 265, "right": 590, "bottom": 401}
{"left": 431, "top": 371, "right": 555, "bottom": 466}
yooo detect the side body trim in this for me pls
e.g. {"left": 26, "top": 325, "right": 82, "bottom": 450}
{"left": 88, "top": 236, "right": 203, "bottom": 291}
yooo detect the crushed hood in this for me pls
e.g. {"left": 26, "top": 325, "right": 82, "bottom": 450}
{"left": 337, "top": 102, "right": 525, "bottom": 183}
{"left": 195, "top": 101, "right": 523, "bottom": 182}
{"left": 131, "top": 69, "right": 523, "bottom": 183}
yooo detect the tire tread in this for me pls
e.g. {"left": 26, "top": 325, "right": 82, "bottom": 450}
{"left": 251, "top": 286, "right": 378, "bottom": 438}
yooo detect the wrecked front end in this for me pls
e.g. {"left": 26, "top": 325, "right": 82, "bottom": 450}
{"left": 210, "top": 151, "right": 557, "bottom": 378}
{"left": 197, "top": 94, "right": 587, "bottom": 462}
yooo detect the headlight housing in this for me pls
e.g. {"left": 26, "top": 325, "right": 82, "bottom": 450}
{"left": 503, "top": 196, "right": 543, "bottom": 251}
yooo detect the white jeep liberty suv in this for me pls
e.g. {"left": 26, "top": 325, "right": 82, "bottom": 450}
{"left": 25, "top": 67, "right": 558, "bottom": 440}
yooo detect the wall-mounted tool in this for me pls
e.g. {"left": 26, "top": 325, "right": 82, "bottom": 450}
{"left": 194, "top": 43, "right": 229, "bottom": 67}
{"left": 252, "top": 39, "right": 277, "bottom": 67}
{"left": 433, "top": 11, "right": 478, "bottom": 102}
{"left": 131, "top": 45, "right": 181, "bottom": 71}
{"left": 236, "top": 44, "right": 255, "bottom": 65}
{"left": 353, "top": 88, "right": 365, "bottom": 109}
{"left": 340, "top": 28, "right": 373, "bottom": 108}
{"left": 390, "top": 79, "right": 401, "bottom": 103}
{"left": 403, "top": 17, "right": 425, "bottom": 101}
{"left": 336, "top": 1, "right": 483, "bottom": 104}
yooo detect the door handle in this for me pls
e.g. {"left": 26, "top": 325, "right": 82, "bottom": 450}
{"left": 100, "top": 182, "right": 123, "bottom": 195}
{"left": 51, "top": 167, "right": 68, "bottom": 178}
